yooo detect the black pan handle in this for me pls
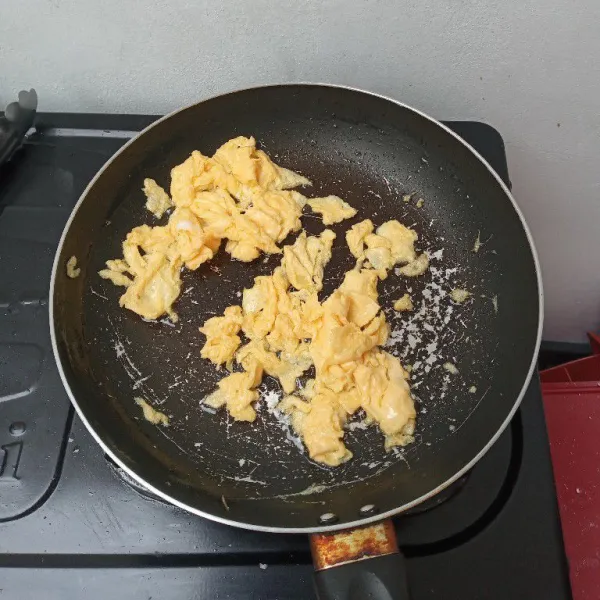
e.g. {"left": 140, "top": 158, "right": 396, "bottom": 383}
{"left": 310, "top": 520, "right": 410, "bottom": 600}
{"left": 314, "top": 552, "right": 409, "bottom": 599}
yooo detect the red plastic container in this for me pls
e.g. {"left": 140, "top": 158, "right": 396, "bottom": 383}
{"left": 541, "top": 333, "right": 600, "bottom": 386}
{"left": 541, "top": 333, "right": 600, "bottom": 600}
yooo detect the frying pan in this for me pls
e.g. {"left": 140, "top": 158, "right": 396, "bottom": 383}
{"left": 50, "top": 84, "right": 542, "bottom": 599}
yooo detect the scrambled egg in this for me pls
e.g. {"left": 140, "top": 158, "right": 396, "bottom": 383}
{"left": 99, "top": 224, "right": 185, "bottom": 321}
{"left": 307, "top": 195, "right": 357, "bottom": 225}
{"left": 200, "top": 234, "right": 417, "bottom": 467}
{"left": 280, "top": 269, "right": 415, "bottom": 465}
{"left": 393, "top": 294, "right": 413, "bottom": 312}
{"left": 346, "top": 219, "right": 428, "bottom": 279}
{"left": 135, "top": 397, "right": 169, "bottom": 426}
{"left": 199, "top": 305, "right": 243, "bottom": 367}
{"left": 282, "top": 229, "right": 336, "bottom": 293}
{"left": 100, "top": 136, "right": 356, "bottom": 321}
{"left": 397, "top": 252, "right": 429, "bottom": 277}
{"left": 201, "top": 230, "right": 332, "bottom": 423}
{"left": 443, "top": 362, "right": 459, "bottom": 375}
{"left": 143, "top": 178, "right": 173, "bottom": 218}
{"left": 101, "top": 136, "right": 427, "bottom": 466}
{"left": 346, "top": 219, "right": 374, "bottom": 260}
{"left": 66, "top": 256, "right": 80, "bottom": 279}
{"left": 450, "top": 288, "right": 471, "bottom": 303}
{"left": 205, "top": 360, "right": 263, "bottom": 422}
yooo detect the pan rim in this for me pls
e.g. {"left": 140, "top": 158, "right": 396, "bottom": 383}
{"left": 49, "top": 82, "right": 544, "bottom": 534}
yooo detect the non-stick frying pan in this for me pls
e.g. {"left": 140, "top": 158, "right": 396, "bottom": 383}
{"left": 50, "top": 84, "right": 542, "bottom": 599}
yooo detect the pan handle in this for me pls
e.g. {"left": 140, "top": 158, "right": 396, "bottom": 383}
{"left": 310, "top": 519, "right": 410, "bottom": 599}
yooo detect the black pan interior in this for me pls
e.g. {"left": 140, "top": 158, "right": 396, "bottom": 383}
{"left": 52, "top": 85, "right": 540, "bottom": 531}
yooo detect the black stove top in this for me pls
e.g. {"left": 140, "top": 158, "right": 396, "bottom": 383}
{"left": 0, "top": 114, "right": 571, "bottom": 600}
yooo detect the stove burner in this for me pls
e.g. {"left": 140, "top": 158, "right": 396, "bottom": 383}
{"left": 0, "top": 116, "right": 570, "bottom": 600}
{"left": 404, "top": 473, "right": 471, "bottom": 516}
{"left": 104, "top": 453, "right": 170, "bottom": 505}
{"left": 105, "top": 452, "right": 472, "bottom": 515}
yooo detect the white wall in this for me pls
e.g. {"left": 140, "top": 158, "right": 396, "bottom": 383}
{"left": 2, "top": 0, "right": 599, "bottom": 342}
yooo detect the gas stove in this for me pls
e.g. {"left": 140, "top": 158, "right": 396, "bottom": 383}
{"left": 0, "top": 113, "right": 571, "bottom": 600}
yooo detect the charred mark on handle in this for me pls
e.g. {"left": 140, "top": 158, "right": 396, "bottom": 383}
{"left": 310, "top": 520, "right": 398, "bottom": 570}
